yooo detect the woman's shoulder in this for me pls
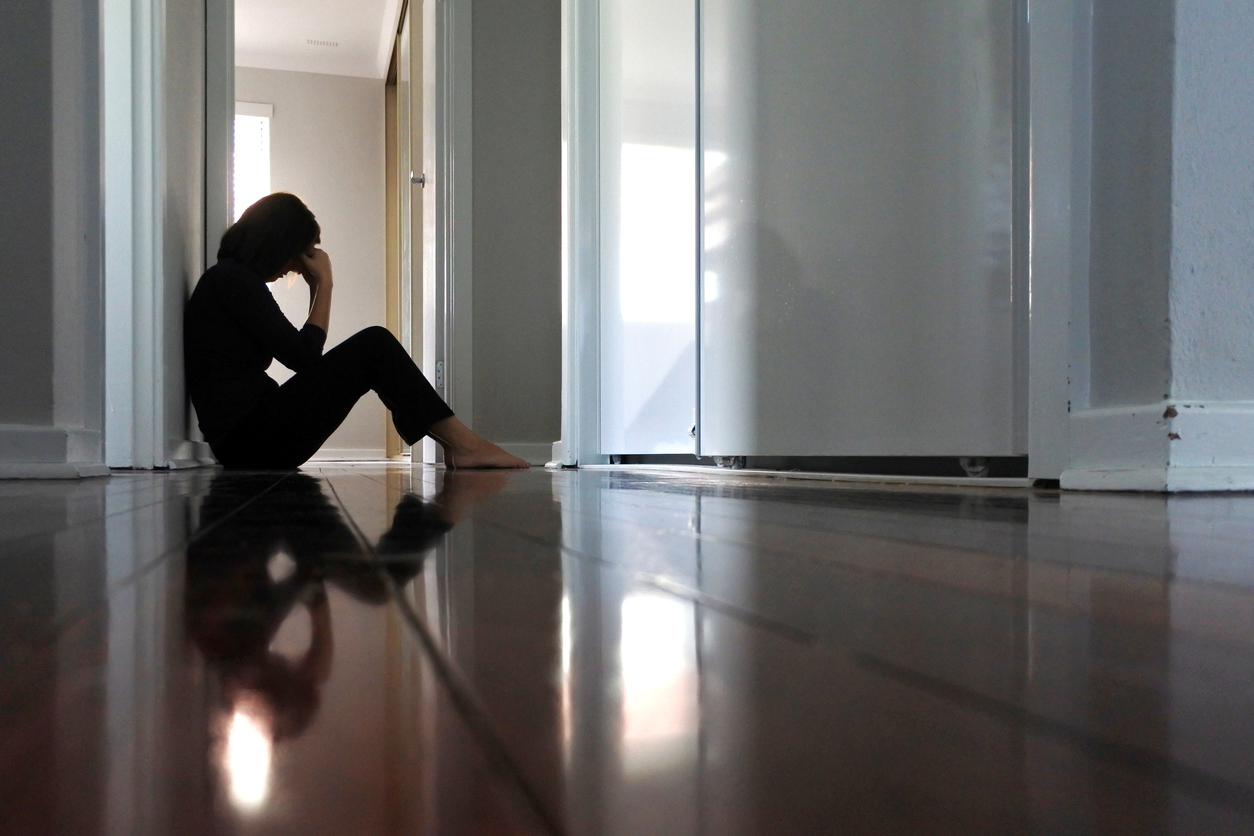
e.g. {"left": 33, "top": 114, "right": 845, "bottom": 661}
{"left": 192, "top": 260, "right": 265, "bottom": 298}
{"left": 188, "top": 262, "right": 271, "bottom": 326}
{"left": 203, "top": 259, "right": 260, "bottom": 283}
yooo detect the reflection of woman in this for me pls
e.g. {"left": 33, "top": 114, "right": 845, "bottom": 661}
{"left": 184, "top": 192, "right": 528, "bottom": 470}
{"left": 186, "top": 471, "right": 502, "bottom": 743}
{"left": 185, "top": 473, "right": 391, "bottom": 742}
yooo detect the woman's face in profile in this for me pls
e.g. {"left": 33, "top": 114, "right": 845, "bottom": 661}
{"left": 269, "top": 235, "right": 321, "bottom": 283}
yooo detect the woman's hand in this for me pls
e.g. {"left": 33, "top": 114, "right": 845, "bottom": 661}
{"left": 299, "top": 247, "right": 333, "bottom": 289}
{"left": 300, "top": 246, "right": 333, "bottom": 334}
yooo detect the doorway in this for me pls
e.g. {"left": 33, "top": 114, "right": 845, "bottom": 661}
{"left": 386, "top": 4, "right": 424, "bottom": 460}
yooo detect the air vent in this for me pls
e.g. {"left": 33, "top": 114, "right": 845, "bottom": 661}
{"left": 306, "top": 39, "right": 339, "bottom": 48}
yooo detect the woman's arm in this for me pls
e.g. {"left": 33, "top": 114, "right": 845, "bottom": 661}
{"left": 299, "top": 248, "right": 334, "bottom": 335}
{"left": 220, "top": 265, "right": 326, "bottom": 372}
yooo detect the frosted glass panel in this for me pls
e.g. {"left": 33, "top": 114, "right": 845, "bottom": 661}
{"left": 599, "top": 0, "right": 697, "bottom": 454}
{"left": 700, "top": 0, "right": 1019, "bottom": 456}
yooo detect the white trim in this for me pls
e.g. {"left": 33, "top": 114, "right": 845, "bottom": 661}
{"left": 1066, "top": 403, "right": 1170, "bottom": 472}
{"left": 558, "top": 0, "right": 601, "bottom": 466}
{"left": 0, "top": 463, "right": 111, "bottom": 480}
{"left": 1062, "top": 401, "right": 1254, "bottom": 491}
{"left": 420, "top": 0, "right": 439, "bottom": 464}
{"left": 499, "top": 443, "right": 555, "bottom": 466}
{"left": 167, "top": 440, "right": 216, "bottom": 469}
{"left": 448, "top": 0, "right": 474, "bottom": 428}
{"left": 103, "top": 0, "right": 166, "bottom": 469}
{"left": 1061, "top": 467, "right": 1254, "bottom": 493}
{"left": 0, "top": 426, "right": 102, "bottom": 464}
{"left": 378, "top": 0, "right": 407, "bottom": 79}
{"left": 309, "top": 448, "right": 390, "bottom": 462}
{"left": 1027, "top": 0, "right": 1092, "bottom": 480}
{"left": 234, "top": 101, "right": 272, "bottom": 118}
{"left": 420, "top": 0, "right": 473, "bottom": 464}
{"left": 1167, "top": 403, "right": 1254, "bottom": 468}
{"left": 205, "top": 0, "right": 234, "bottom": 263}
{"left": 580, "top": 464, "right": 1033, "bottom": 489}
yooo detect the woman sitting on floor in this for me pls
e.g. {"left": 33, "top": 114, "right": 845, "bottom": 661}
{"left": 185, "top": 192, "right": 528, "bottom": 470}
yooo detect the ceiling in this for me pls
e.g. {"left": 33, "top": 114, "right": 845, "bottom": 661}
{"left": 235, "top": 0, "right": 404, "bottom": 80}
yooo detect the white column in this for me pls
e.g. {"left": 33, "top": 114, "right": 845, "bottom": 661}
{"left": 0, "top": 0, "right": 108, "bottom": 478}
{"left": 1063, "top": 0, "right": 1254, "bottom": 491}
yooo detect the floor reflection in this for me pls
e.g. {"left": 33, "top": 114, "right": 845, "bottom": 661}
{"left": 179, "top": 469, "right": 533, "bottom": 833}
{"left": 186, "top": 473, "right": 448, "bottom": 764}
{"left": 9, "top": 466, "right": 1254, "bottom": 833}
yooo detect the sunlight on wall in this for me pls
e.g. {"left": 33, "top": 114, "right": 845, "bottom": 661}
{"left": 233, "top": 114, "right": 271, "bottom": 221}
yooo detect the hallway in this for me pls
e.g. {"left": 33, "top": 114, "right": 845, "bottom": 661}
{"left": 4, "top": 464, "right": 1254, "bottom": 834}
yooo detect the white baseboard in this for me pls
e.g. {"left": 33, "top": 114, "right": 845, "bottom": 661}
{"left": 0, "top": 424, "right": 102, "bottom": 463}
{"left": 0, "top": 462, "right": 110, "bottom": 480}
{"left": 0, "top": 424, "right": 106, "bottom": 478}
{"left": 1062, "top": 466, "right": 1254, "bottom": 492}
{"left": 1067, "top": 404, "right": 1170, "bottom": 472}
{"left": 584, "top": 463, "right": 1032, "bottom": 488}
{"left": 548, "top": 441, "right": 566, "bottom": 467}
{"left": 309, "top": 448, "right": 389, "bottom": 462}
{"left": 167, "top": 439, "right": 217, "bottom": 469}
{"left": 500, "top": 442, "right": 556, "bottom": 466}
{"left": 1065, "top": 401, "right": 1254, "bottom": 491}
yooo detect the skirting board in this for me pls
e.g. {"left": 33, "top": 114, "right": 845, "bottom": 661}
{"left": 500, "top": 443, "right": 557, "bottom": 466}
{"left": 0, "top": 462, "right": 111, "bottom": 480}
{"left": 581, "top": 464, "right": 1033, "bottom": 489}
{"left": 0, "top": 424, "right": 102, "bottom": 464}
{"left": 167, "top": 439, "right": 217, "bottom": 469}
{"left": 1064, "top": 401, "right": 1254, "bottom": 491}
{"left": 0, "top": 424, "right": 107, "bottom": 479}
{"left": 309, "top": 448, "right": 389, "bottom": 462}
{"left": 1061, "top": 466, "right": 1254, "bottom": 492}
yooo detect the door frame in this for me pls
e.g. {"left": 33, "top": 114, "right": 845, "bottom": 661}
{"left": 103, "top": 0, "right": 224, "bottom": 469}
{"left": 418, "top": 0, "right": 475, "bottom": 463}
{"left": 556, "top": 0, "right": 603, "bottom": 467}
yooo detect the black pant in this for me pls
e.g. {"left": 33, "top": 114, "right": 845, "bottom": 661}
{"left": 212, "top": 326, "right": 454, "bottom": 469}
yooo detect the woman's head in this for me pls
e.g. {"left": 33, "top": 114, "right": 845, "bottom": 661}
{"left": 217, "top": 193, "right": 320, "bottom": 280}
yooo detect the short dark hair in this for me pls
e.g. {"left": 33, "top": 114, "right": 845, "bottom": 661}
{"left": 217, "top": 193, "right": 320, "bottom": 279}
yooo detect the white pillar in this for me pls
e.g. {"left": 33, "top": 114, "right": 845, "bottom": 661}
{"left": 0, "top": 0, "right": 108, "bottom": 478}
{"left": 1063, "top": 0, "right": 1254, "bottom": 491}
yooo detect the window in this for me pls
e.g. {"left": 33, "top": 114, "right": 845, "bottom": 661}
{"left": 233, "top": 102, "right": 273, "bottom": 221}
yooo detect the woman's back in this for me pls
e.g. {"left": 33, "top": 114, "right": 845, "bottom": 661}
{"left": 184, "top": 259, "right": 325, "bottom": 443}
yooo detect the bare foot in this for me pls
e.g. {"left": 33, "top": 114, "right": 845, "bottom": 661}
{"left": 428, "top": 417, "right": 531, "bottom": 469}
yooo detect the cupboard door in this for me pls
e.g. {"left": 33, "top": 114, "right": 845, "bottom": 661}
{"left": 700, "top": 0, "right": 1019, "bottom": 456}
{"left": 599, "top": 0, "right": 699, "bottom": 454}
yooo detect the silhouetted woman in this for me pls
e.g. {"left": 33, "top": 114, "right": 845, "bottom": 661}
{"left": 184, "top": 192, "right": 528, "bottom": 470}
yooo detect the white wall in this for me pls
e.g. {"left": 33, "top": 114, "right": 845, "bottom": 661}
{"left": 1063, "top": 0, "right": 1254, "bottom": 491}
{"left": 471, "top": 0, "right": 563, "bottom": 455}
{"left": 165, "top": 0, "right": 205, "bottom": 459}
{"left": 235, "top": 67, "right": 388, "bottom": 459}
{"left": 1171, "top": 1, "right": 1254, "bottom": 401}
{"left": 1086, "top": 0, "right": 1174, "bottom": 408}
{"left": 0, "top": 0, "right": 107, "bottom": 477}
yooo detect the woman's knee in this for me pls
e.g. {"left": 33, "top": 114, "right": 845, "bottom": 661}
{"left": 342, "top": 325, "right": 405, "bottom": 358}
{"left": 349, "top": 325, "right": 398, "bottom": 347}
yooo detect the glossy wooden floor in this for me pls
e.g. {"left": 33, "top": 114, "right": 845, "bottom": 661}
{"left": 4, "top": 464, "right": 1254, "bottom": 834}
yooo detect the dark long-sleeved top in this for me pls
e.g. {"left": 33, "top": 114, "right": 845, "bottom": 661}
{"left": 185, "top": 260, "right": 327, "bottom": 443}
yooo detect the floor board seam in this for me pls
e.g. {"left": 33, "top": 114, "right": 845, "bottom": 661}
{"left": 321, "top": 474, "right": 568, "bottom": 836}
